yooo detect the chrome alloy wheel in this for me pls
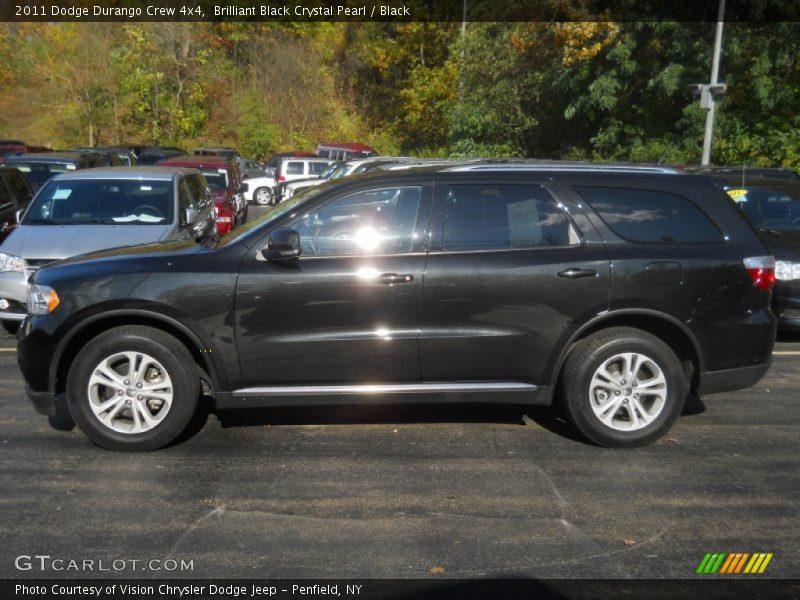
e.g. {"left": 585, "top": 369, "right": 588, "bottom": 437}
{"left": 87, "top": 351, "right": 173, "bottom": 434}
{"left": 588, "top": 352, "right": 667, "bottom": 432}
{"left": 255, "top": 187, "right": 272, "bottom": 205}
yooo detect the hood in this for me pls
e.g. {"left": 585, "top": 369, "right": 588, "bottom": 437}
{"left": 51, "top": 237, "right": 201, "bottom": 269}
{"left": 211, "top": 190, "right": 228, "bottom": 206}
{"left": 1, "top": 224, "right": 175, "bottom": 260}
{"left": 758, "top": 228, "right": 800, "bottom": 261}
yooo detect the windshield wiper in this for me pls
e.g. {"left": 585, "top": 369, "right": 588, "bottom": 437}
{"left": 23, "top": 218, "right": 59, "bottom": 225}
{"left": 72, "top": 218, "right": 118, "bottom": 224}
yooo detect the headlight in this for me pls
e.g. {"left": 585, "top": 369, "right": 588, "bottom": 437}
{"left": 775, "top": 261, "right": 800, "bottom": 281}
{"left": 27, "top": 284, "right": 59, "bottom": 315}
{"left": 0, "top": 252, "right": 23, "bottom": 273}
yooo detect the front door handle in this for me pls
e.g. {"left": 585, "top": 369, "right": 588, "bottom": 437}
{"left": 557, "top": 268, "right": 597, "bottom": 279}
{"left": 378, "top": 273, "right": 414, "bottom": 285}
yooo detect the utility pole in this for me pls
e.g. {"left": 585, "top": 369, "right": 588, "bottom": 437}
{"left": 458, "top": 0, "right": 467, "bottom": 103}
{"left": 701, "top": 0, "right": 726, "bottom": 165}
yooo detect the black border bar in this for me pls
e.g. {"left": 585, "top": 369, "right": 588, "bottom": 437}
{"left": 5, "top": 579, "right": 800, "bottom": 600}
{"left": 3, "top": 0, "right": 800, "bottom": 23}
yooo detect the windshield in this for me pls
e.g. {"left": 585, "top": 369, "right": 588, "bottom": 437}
{"left": 728, "top": 188, "right": 800, "bottom": 232}
{"left": 218, "top": 185, "right": 326, "bottom": 247}
{"left": 319, "top": 163, "right": 341, "bottom": 179}
{"left": 199, "top": 168, "right": 229, "bottom": 191}
{"left": 24, "top": 178, "right": 174, "bottom": 225}
{"left": 328, "top": 163, "right": 351, "bottom": 180}
{"left": 9, "top": 161, "right": 76, "bottom": 189}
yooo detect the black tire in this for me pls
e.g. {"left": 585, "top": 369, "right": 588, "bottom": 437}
{"left": 66, "top": 325, "right": 200, "bottom": 451}
{"left": 254, "top": 187, "right": 272, "bottom": 206}
{"left": 2, "top": 320, "right": 19, "bottom": 335}
{"left": 560, "top": 326, "right": 686, "bottom": 448}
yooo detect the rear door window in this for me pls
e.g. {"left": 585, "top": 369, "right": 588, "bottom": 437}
{"left": 440, "top": 183, "right": 578, "bottom": 251}
{"left": 286, "top": 162, "right": 304, "bottom": 175}
{"left": 575, "top": 186, "right": 723, "bottom": 243}
{"left": 310, "top": 162, "right": 329, "bottom": 175}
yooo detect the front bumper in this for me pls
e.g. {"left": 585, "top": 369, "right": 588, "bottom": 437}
{"left": 0, "top": 270, "right": 28, "bottom": 321}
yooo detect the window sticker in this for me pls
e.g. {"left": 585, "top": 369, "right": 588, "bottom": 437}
{"left": 52, "top": 188, "right": 72, "bottom": 200}
{"left": 727, "top": 189, "right": 748, "bottom": 202}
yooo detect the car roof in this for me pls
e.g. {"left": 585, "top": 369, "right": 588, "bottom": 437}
{"left": 194, "top": 146, "right": 237, "bottom": 152}
{"left": 317, "top": 142, "right": 376, "bottom": 152}
{"left": 719, "top": 177, "right": 800, "bottom": 191}
{"left": 441, "top": 159, "right": 683, "bottom": 174}
{"left": 282, "top": 156, "right": 331, "bottom": 162}
{"left": 157, "top": 155, "right": 232, "bottom": 168}
{"left": 47, "top": 166, "right": 192, "bottom": 181}
{"left": 3, "top": 151, "right": 94, "bottom": 162}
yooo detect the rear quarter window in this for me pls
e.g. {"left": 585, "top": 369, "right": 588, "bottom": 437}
{"left": 575, "top": 186, "right": 723, "bottom": 243}
{"left": 286, "top": 162, "right": 304, "bottom": 175}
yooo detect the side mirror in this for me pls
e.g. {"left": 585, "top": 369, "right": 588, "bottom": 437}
{"left": 238, "top": 182, "right": 248, "bottom": 194}
{"left": 183, "top": 207, "right": 199, "bottom": 226}
{"left": 261, "top": 227, "right": 301, "bottom": 262}
{"left": 15, "top": 208, "right": 25, "bottom": 224}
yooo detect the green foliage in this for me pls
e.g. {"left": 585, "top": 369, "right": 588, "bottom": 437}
{"left": 0, "top": 22, "right": 798, "bottom": 172}
{"left": 231, "top": 90, "right": 280, "bottom": 159}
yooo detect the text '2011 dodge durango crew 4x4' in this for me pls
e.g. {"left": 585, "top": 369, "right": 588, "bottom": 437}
{"left": 16, "top": 164, "right": 776, "bottom": 450}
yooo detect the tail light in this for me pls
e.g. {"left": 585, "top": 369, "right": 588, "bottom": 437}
{"left": 277, "top": 176, "right": 285, "bottom": 183}
{"left": 744, "top": 256, "right": 776, "bottom": 291}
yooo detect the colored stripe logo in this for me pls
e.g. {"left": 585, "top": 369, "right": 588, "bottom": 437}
{"left": 696, "top": 552, "right": 773, "bottom": 574}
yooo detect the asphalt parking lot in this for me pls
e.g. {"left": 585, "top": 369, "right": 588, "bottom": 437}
{"left": 1, "top": 324, "right": 799, "bottom": 580}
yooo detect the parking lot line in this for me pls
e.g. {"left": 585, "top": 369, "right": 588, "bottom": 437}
{"left": 0, "top": 348, "right": 16, "bottom": 352}
{"left": 773, "top": 351, "right": 800, "bottom": 355}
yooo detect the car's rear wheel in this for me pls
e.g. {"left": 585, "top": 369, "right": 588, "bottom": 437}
{"left": 560, "top": 327, "right": 686, "bottom": 447}
{"left": 254, "top": 187, "right": 273, "bottom": 206}
{"left": 67, "top": 326, "right": 199, "bottom": 451}
{"left": 2, "top": 320, "right": 19, "bottom": 335}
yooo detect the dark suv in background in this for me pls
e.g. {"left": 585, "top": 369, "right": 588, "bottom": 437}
{"left": 713, "top": 177, "right": 800, "bottom": 331}
{"left": 0, "top": 166, "right": 34, "bottom": 243}
{"left": 3, "top": 151, "right": 107, "bottom": 192}
{"left": 17, "top": 164, "right": 776, "bottom": 451}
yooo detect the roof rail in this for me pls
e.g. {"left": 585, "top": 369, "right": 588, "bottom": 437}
{"left": 444, "top": 161, "right": 682, "bottom": 174}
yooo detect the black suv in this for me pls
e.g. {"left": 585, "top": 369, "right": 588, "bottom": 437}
{"left": 0, "top": 166, "right": 33, "bottom": 243}
{"left": 17, "top": 164, "right": 776, "bottom": 450}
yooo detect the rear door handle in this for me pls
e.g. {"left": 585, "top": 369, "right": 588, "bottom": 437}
{"left": 557, "top": 268, "right": 597, "bottom": 279}
{"left": 378, "top": 273, "right": 414, "bottom": 285}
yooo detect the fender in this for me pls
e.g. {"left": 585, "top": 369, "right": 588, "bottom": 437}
{"left": 546, "top": 308, "right": 704, "bottom": 389}
{"left": 49, "top": 307, "right": 226, "bottom": 393}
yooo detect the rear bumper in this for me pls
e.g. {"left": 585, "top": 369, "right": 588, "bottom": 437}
{"left": 698, "top": 360, "right": 772, "bottom": 396}
{"left": 774, "top": 281, "right": 800, "bottom": 331}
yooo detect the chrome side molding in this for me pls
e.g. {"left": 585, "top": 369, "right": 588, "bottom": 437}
{"left": 233, "top": 381, "right": 538, "bottom": 397}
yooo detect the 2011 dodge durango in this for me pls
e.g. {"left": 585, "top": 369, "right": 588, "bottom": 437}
{"left": 16, "top": 164, "right": 777, "bottom": 450}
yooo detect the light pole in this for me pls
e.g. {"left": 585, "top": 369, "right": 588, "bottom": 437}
{"left": 701, "top": 0, "right": 726, "bottom": 165}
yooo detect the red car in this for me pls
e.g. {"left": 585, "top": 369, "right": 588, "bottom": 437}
{"left": 157, "top": 156, "right": 245, "bottom": 234}
{"left": 0, "top": 143, "right": 51, "bottom": 162}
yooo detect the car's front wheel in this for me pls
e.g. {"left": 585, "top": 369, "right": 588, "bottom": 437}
{"left": 254, "top": 187, "right": 273, "bottom": 206}
{"left": 560, "top": 327, "right": 686, "bottom": 447}
{"left": 67, "top": 326, "right": 199, "bottom": 451}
